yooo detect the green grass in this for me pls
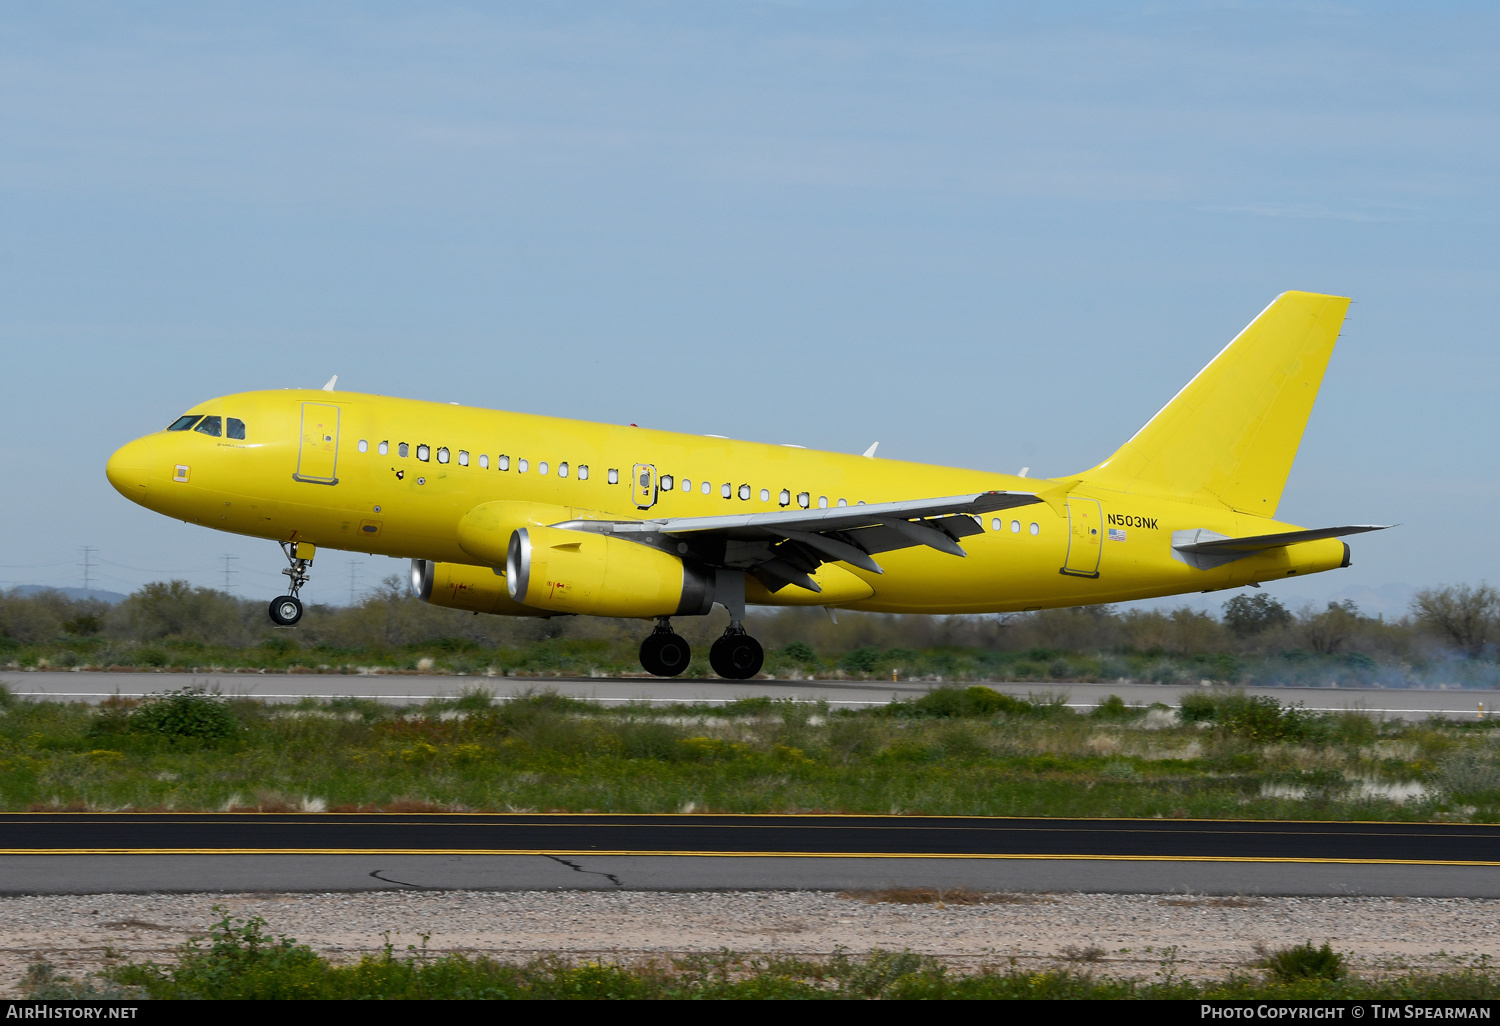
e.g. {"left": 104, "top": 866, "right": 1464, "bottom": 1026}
{"left": 19, "top": 910, "right": 1496, "bottom": 1000}
{"left": 1, "top": 683, "right": 1498, "bottom": 820}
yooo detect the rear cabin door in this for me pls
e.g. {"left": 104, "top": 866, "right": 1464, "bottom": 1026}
{"left": 1060, "top": 496, "right": 1103, "bottom": 578}
{"left": 294, "top": 402, "right": 340, "bottom": 485}
{"left": 632, "top": 463, "right": 657, "bottom": 509}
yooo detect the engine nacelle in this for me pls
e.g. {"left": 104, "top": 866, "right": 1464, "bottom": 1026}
{"left": 409, "top": 559, "right": 552, "bottom": 617}
{"left": 506, "top": 526, "right": 714, "bottom": 618}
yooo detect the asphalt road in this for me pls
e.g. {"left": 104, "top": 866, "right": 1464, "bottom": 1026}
{"left": 4, "top": 814, "right": 1498, "bottom": 897}
{"left": 3, "top": 671, "right": 1494, "bottom": 720}
{"left": 4, "top": 812, "right": 1496, "bottom": 863}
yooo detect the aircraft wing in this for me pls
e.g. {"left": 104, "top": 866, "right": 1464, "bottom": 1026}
{"left": 554, "top": 490, "right": 1041, "bottom": 593}
{"left": 1172, "top": 524, "right": 1391, "bottom": 570}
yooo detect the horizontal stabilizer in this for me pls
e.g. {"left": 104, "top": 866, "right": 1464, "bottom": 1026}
{"left": 1172, "top": 524, "right": 1391, "bottom": 570}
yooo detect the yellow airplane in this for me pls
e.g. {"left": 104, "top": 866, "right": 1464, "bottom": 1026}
{"left": 106, "top": 291, "right": 1386, "bottom": 679}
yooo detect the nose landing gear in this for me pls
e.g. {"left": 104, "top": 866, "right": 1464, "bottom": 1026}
{"left": 639, "top": 618, "right": 692, "bottom": 677}
{"left": 268, "top": 541, "right": 315, "bottom": 627}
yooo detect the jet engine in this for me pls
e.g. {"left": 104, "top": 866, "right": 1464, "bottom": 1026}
{"left": 409, "top": 558, "right": 552, "bottom": 617}
{"left": 506, "top": 526, "right": 714, "bottom": 618}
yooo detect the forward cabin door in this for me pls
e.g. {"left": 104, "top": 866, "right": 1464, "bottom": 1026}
{"left": 294, "top": 402, "right": 341, "bottom": 485}
{"left": 632, "top": 463, "right": 657, "bottom": 509}
{"left": 1060, "top": 496, "right": 1102, "bottom": 578}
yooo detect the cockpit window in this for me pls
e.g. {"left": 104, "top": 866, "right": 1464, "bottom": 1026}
{"left": 167, "top": 415, "right": 201, "bottom": 432}
{"left": 227, "top": 418, "right": 246, "bottom": 440}
{"left": 194, "top": 415, "right": 223, "bottom": 437}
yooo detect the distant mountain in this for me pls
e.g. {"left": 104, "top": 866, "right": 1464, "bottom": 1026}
{"left": 7, "top": 585, "right": 129, "bottom": 605}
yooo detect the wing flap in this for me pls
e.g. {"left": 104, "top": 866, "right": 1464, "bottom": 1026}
{"left": 550, "top": 489, "right": 1036, "bottom": 589}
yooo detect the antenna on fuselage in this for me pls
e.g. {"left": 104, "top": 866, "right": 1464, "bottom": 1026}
{"left": 322, "top": 375, "right": 338, "bottom": 392}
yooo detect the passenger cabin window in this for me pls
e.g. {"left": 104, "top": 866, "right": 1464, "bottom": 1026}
{"left": 559, "top": 462, "right": 569, "bottom": 478}
{"left": 167, "top": 415, "right": 201, "bottom": 431}
{"left": 660, "top": 474, "right": 672, "bottom": 490}
{"left": 607, "top": 468, "right": 619, "bottom": 484}
{"left": 578, "top": 465, "right": 589, "bottom": 480}
{"left": 398, "top": 442, "right": 409, "bottom": 458}
{"left": 379, "top": 441, "right": 389, "bottom": 455}
{"left": 437, "top": 447, "right": 450, "bottom": 464}
{"left": 497, "top": 455, "right": 510, "bottom": 470}
{"left": 417, "top": 444, "right": 430, "bottom": 461}
{"left": 357, "top": 439, "right": 368, "bottom": 453}
{"left": 478, "top": 454, "right": 489, "bottom": 469}
{"left": 458, "top": 450, "right": 469, "bottom": 466}
{"left": 194, "top": 416, "right": 222, "bottom": 437}
{"left": 227, "top": 418, "right": 246, "bottom": 440}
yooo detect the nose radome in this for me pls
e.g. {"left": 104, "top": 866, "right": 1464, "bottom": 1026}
{"left": 105, "top": 437, "right": 153, "bottom": 504}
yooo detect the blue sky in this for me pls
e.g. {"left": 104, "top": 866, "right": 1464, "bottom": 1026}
{"left": 1, "top": 2, "right": 1495, "bottom": 615}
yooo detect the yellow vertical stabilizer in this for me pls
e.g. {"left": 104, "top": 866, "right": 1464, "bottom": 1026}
{"left": 1084, "top": 291, "right": 1350, "bottom": 517}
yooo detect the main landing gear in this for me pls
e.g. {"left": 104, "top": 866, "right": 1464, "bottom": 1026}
{"left": 639, "top": 618, "right": 693, "bottom": 677}
{"left": 637, "top": 619, "right": 765, "bottom": 679}
{"left": 268, "top": 541, "right": 314, "bottom": 627}
{"left": 709, "top": 622, "right": 764, "bottom": 680}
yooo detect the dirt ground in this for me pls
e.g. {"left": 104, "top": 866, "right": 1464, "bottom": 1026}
{"left": 2, "top": 889, "right": 1497, "bottom": 993}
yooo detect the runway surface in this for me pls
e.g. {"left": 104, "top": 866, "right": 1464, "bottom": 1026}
{"left": 3, "top": 671, "right": 1494, "bottom": 721}
{"left": 3, "top": 813, "right": 1498, "bottom": 897}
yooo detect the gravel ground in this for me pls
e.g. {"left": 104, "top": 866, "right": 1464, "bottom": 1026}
{"left": 2, "top": 890, "right": 1497, "bottom": 993}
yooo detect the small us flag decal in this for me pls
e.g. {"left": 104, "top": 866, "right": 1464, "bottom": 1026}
{"left": 1108, "top": 528, "right": 1127, "bottom": 542}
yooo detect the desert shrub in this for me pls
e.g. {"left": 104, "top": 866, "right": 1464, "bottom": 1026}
{"left": 1438, "top": 751, "right": 1500, "bottom": 799}
{"left": 127, "top": 687, "right": 238, "bottom": 745}
{"left": 1264, "top": 942, "right": 1345, "bottom": 982}
{"left": 840, "top": 647, "right": 882, "bottom": 676}
{"left": 780, "top": 641, "right": 815, "bottom": 662}
{"left": 1090, "top": 695, "right": 1142, "bottom": 722}
{"left": 1178, "top": 690, "right": 1218, "bottom": 723}
{"left": 887, "top": 686, "right": 1032, "bottom": 719}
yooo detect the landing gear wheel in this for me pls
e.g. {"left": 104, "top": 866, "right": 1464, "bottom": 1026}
{"left": 640, "top": 631, "right": 693, "bottom": 677}
{"left": 710, "top": 633, "right": 763, "bottom": 680}
{"left": 269, "top": 595, "right": 303, "bottom": 626}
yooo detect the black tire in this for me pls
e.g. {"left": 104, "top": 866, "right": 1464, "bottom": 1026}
{"left": 709, "top": 634, "right": 763, "bottom": 680}
{"left": 640, "top": 632, "right": 692, "bottom": 677}
{"left": 269, "top": 595, "right": 303, "bottom": 626}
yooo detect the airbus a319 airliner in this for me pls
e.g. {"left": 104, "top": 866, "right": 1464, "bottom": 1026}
{"left": 106, "top": 291, "right": 1386, "bottom": 679}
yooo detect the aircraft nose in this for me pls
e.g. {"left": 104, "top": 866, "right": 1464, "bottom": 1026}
{"left": 105, "top": 437, "right": 155, "bottom": 505}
